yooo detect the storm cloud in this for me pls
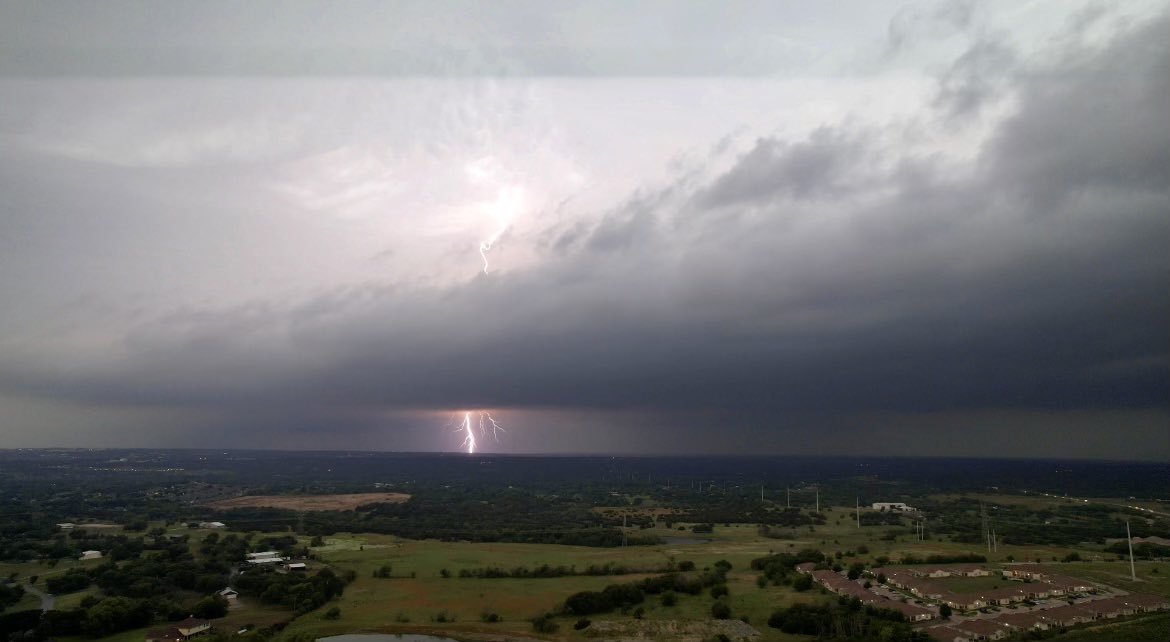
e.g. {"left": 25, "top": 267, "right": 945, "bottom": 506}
{"left": 1, "top": 2, "right": 1167, "bottom": 457}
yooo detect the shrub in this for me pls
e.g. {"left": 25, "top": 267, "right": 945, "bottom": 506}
{"left": 792, "top": 574, "right": 813, "bottom": 592}
{"left": 711, "top": 601, "right": 731, "bottom": 619}
{"left": 530, "top": 613, "right": 559, "bottom": 633}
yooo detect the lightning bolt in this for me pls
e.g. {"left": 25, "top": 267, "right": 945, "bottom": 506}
{"left": 476, "top": 185, "right": 523, "bottom": 274}
{"left": 452, "top": 411, "right": 505, "bottom": 454}
{"left": 479, "top": 230, "right": 505, "bottom": 274}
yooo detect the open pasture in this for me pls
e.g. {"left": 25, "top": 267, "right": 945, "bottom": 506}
{"left": 205, "top": 493, "right": 411, "bottom": 512}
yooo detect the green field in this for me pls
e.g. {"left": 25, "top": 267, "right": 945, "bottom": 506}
{"left": 1047, "top": 612, "right": 1170, "bottom": 641}
{"left": 4, "top": 502, "right": 1163, "bottom": 642}
{"left": 1039, "top": 561, "right": 1170, "bottom": 598}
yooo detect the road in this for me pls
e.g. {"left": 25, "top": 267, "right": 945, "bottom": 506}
{"left": 21, "top": 583, "right": 55, "bottom": 611}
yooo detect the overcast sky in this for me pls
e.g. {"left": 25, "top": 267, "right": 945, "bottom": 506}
{"left": 1, "top": 1, "right": 1167, "bottom": 459}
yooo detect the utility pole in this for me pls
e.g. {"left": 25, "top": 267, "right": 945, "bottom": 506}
{"left": 816, "top": 488, "right": 820, "bottom": 513}
{"left": 856, "top": 498, "right": 860, "bottom": 528}
{"left": 760, "top": 485, "right": 764, "bottom": 502}
{"left": 1126, "top": 520, "right": 1137, "bottom": 581}
{"left": 786, "top": 486, "right": 790, "bottom": 509}
{"left": 981, "top": 501, "right": 990, "bottom": 553}
{"left": 992, "top": 529, "right": 997, "bottom": 553}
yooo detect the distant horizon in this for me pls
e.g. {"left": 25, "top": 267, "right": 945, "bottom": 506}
{"left": 4, "top": 446, "right": 1168, "bottom": 464}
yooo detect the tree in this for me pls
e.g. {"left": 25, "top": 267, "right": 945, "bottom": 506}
{"left": 792, "top": 574, "right": 813, "bottom": 592}
{"left": 939, "top": 604, "right": 952, "bottom": 619}
{"left": 192, "top": 595, "right": 229, "bottom": 619}
{"left": 711, "top": 601, "right": 731, "bottom": 619}
{"left": 661, "top": 591, "right": 677, "bottom": 607}
{"left": 324, "top": 606, "right": 341, "bottom": 620}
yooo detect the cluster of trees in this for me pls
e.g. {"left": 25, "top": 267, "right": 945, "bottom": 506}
{"left": 750, "top": 548, "right": 826, "bottom": 586}
{"left": 1107, "top": 541, "right": 1170, "bottom": 560}
{"left": 897, "top": 553, "right": 987, "bottom": 565}
{"left": 225, "top": 487, "right": 663, "bottom": 547}
{"left": 2, "top": 528, "right": 351, "bottom": 640}
{"left": 44, "top": 568, "right": 91, "bottom": 594}
{"left": 562, "top": 561, "right": 733, "bottom": 617}
{"left": 233, "top": 567, "right": 350, "bottom": 615}
{"left": 767, "top": 598, "right": 932, "bottom": 641}
{"left": 0, "top": 582, "right": 25, "bottom": 609}
{"left": 860, "top": 512, "right": 904, "bottom": 527}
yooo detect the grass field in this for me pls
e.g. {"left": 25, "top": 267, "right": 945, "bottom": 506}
{"left": 281, "top": 526, "right": 835, "bottom": 641}
{"left": 1046, "top": 612, "right": 1170, "bottom": 641}
{"left": 277, "top": 512, "right": 1168, "bottom": 640}
{"left": 1038, "top": 561, "right": 1170, "bottom": 597}
{"left": 5, "top": 502, "right": 1163, "bottom": 642}
{"left": 205, "top": 493, "right": 411, "bottom": 512}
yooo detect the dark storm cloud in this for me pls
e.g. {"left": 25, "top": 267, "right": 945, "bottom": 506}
{"left": 695, "top": 128, "right": 874, "bottom": 207}
{"left": 1, "top": 7, "right": 1167, "bottom": 457}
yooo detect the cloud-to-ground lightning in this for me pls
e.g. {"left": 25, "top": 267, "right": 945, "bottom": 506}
{"left": 452, "top": 411, "right": 505, "bottom": 454}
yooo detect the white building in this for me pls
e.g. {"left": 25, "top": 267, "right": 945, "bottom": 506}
{"left": 871, "top": 502, "right": 917, "bottom": 511}
{"left": 79, "top": 550, "right": 102, "bottom": 560}
{"left": 245, "top": 551, "right": 284, "bottom": 565}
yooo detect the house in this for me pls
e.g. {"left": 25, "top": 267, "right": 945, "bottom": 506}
{"left": 283, "top": 562, "right": 307, "bottom": 572}
{"left": 245, "top": 551, "right": 283, "bottom": 565}
{"left": 952, "top": 619, "right": 1012, "bottom": 641}
{"left": 57, "top": 523, "right": 76, "bottom": 531}
{"left": 1001, "top": 564, "right": 1050, "bottom": 581}
{"left": 145, "top": 627, "right": 185, "bottom": 642}
{"left": 809, "top": 570, "right": 877, "bottom": 602}
{"left": 79, "top": 550, "right": 102, "bottom": 560}
{"left": 1042, "top": 604, "right": 1096, "bottom": 627}
{"left": 197, "top": 521, "right": 226, "bottom": 529}
{"left": 1120, "top": 593, "right": 1170, "bottom": 612}
{"left": 872, "top": 502, "right": 918, "bottom": 511}
{"left": 217, "top": 587, "right": 238, "bottom": 601}
{"left": 940, "top": 593, "right": 985, "bottom": 611}
{"left": 147, "top": 618, "right": 211, "bottom": 642}
{"left": 880, "top": 599, "right": 934, "bottom": 621}
{"left": 175, "top": 617, "right": 212, "bottom": 638}
{"left": 994, "top": 611, "right": 1050, "bottom": 631}
{"left": 926, "top": 625, "right": 974, "bottom": 642}
{"left": 1046, "top": 574, "right": 1094, "bottom": 594}
{"left": 795, "top": 562, "right": 816, "bottom": 574}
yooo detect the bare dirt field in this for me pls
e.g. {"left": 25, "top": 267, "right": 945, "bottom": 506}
{"left": 205, "top": 492, "right": 410, "bottom": 511}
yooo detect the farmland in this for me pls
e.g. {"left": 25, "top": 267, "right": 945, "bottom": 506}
{"left": 206, "top": 493, "right": 412, "bottom": 512}
{"left": 1, "top": 450, "right": 1167, "bottom": 642}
